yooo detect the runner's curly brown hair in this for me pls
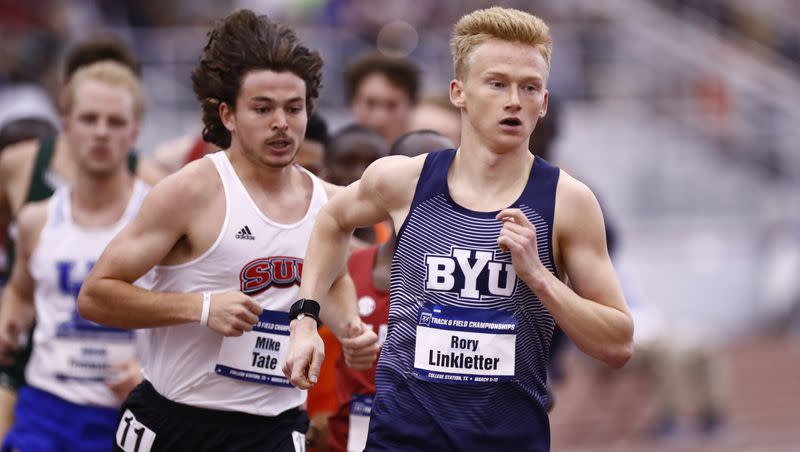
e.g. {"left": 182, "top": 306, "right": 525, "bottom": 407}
{"left": 191, "top": 10, "right": 323, "bottom": 148}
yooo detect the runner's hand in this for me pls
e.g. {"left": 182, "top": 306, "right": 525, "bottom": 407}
{"left": 283, "top": 317, "right": 324, "bottom": 389}
{"left": 107, "top": 359, "right": 143, "bottom": 402}
{"left": 205, "top": 292, "right": 263, "bottom": 337}
{"left": 496, "top": 208, "right": 546, "bottom": 281}
{"left": 0, "top": 320, "right": 21, "bottom": 366}
{"left": 340, "top": 321, "right": 379, "bottom": 370}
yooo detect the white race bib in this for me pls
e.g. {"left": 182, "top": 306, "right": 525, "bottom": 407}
{"left": 413, "top": 304, "right": 516, "bottom": 384}
{"left": 346, "top": 394, "right": 373, "bottom": 452}
{"left": 52, "top": 319, "right": 135, "bottom": 382}
{"left": 215, "top": 309, "right": 292, "bottom": 387}
{"left": 291, "top": 430, "right": 306, "bottom": 452}
{"left": 51, "top": 340, "right": 136, "bottom": 382}
{"left": 115, "top": 409, "right": 156, "bottom": 452}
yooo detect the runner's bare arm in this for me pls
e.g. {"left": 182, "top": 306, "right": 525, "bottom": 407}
{"left": 319, "top": 265, "right": 358, "bottom": 339}
{"left": 0, "top": 203, "right": 47, "bottom": 362}
{"left": 149, "top": 134, "right": 196, "bottom": 174}
{"left": 498, "top": 174, "right": 633, "bottom": 368}
{"left": 314, "top": 181, "right": 363, "bottom": 339}
{"left": 78, "top": 162, "right": 262, "bottom": 333}
{"left": 315, "top": 267, "right": 379, "bottom": 371}
{"left": 298, "top": 155, "right": 423, "bottom": 305}
{"left": 0, "top": 151, "right": 10, "bottom": 236}
{"left": 284, "top": 156, "right": 422, "bottom": 387}
{"left": 135, "top": 156, "right": 169, "bottom": 186}
{"left": 0, "top": 140, "right": 38, "bottom": 218}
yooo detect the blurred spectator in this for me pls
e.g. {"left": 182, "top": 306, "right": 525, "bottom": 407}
{"left": 777, "top": 24, "right": 800, "bottom": 64}
{"left": 646, "top": 338, "right": 728, "bottom": 439}
{"left": 758, "top": 220, "right": 800, "bottom": 333}
{"left": 0, "top": 84, "right": 59, "bottom": 283}
{"left": 388, "top": 129, "right": 455, "bottom": 158}
{"left": 408, "top": 94, "right": 461, "bottom": 147}
{"left": 0, "top": 85, "right": 59, "bottom": 151}
{"left": 151, "top": 132, "right": 215, "bottom": 174}
{"left": 691, "top": 73, "right": 734, "bottom": 150}
{"left": 529, "top": 94, "right": 560, "bottom": 162}
{"left": 62, "top": 34, "right": 141, "bottom": 82}
{"left": 344, "top": 52, "right": 419, "bottom": 144}
{"left": 323, "top": 124, "right": 387, "bottom": 187}
{"left": 296, "top": 113, "right": 329, "bottom": 176}
{"left": 322, "top": 124, "right": 389, "bottom": 244}
{"left": 656, "top": 0, "right": 800, "bottom": 64}
{"left": 0, "top": 0, "right": 67, "bottom": 93}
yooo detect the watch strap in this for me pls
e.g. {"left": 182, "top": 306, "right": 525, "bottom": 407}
{"left": 289, "top": 298, "right": 321, "bottom": 327}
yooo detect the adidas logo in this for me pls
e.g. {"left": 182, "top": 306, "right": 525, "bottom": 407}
{"left": 235, "top": 225, "right": 255, "bottom": 240}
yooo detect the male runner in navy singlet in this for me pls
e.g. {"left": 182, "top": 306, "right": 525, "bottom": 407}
{"left": 285, "top": 7, "right": 634, "bottom": 451}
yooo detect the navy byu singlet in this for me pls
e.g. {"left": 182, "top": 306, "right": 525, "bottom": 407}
{"left": 366, "top": 149, "right": 560, "bottom": 451}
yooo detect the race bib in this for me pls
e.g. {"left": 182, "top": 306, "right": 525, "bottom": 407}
{"left": 291, "top": 431, "right": 306, "bottom": 452}
{"left": 413, "top": 304, "right": 516, "bottom": 384}
{"left": 52, "top": 317, "right": 135, "bottom": 382}
{"left": 51, "top": 339, "right": 136, "bottom": 382}
{"left": 115, "top": 409, "right": 156, "bottom": 452}
{"left": 346, "top": 394, "right": 373, "bottom": 452}
{"left": 215, "top": 309, "right": 291, "bottom": 387}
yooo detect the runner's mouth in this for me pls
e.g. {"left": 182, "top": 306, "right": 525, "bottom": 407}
{"left": 500, "top": 117, "right": 522, "bottom": 126}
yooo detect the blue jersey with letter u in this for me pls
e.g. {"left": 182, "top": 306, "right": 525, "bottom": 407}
{"left": 367, "top": 149, "right": 560, "bottom": 451}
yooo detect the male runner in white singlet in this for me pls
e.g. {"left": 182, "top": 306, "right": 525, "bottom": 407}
{"left": 78, "top": 10, "right": 377, "bottom": 452}
{"left": 0, "top": 61, "right": 147, "bottom": 452}
{"left": 284, "top": 7, "right": 634, "bottom": 451}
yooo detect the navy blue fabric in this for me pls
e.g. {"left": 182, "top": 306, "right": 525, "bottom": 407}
{"left": 2, "top": 385, "right": 119, "bottom": 452}
{"left": 368, "top": 149, "right": 561, "bottom": 451}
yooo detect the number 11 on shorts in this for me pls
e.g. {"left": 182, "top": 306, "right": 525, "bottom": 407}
{"left": 116, "top": 409, "right": 157, "bottom": 452}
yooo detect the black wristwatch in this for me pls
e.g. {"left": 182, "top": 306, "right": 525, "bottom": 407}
{"left": 288, "top": 298, "right": 321, "bottom": 327}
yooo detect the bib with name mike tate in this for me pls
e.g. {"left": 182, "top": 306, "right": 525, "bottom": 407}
{"left": 252, "top": 336, "right": 281, "bottom": 370}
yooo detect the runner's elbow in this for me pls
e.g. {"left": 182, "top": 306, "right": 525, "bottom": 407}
{"left": 76, "top": 280, "right": 105, "bottom": 323}
{"left": 604, "top": 341, "right": 634, "bottom": 369}
{"left": 316, "top": 204, "right": 354, "bottom": 240}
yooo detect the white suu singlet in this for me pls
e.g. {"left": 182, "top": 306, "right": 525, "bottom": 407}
{"left": 140, "top": 151, "right": 328, "bottom": 416}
